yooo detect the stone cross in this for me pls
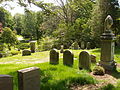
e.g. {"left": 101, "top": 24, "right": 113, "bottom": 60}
{"left": 18, "top": 67, "right": 40, "bottom": 90}
{"left": 79, "top": 51, "right": 91, "bottom": 70}
{"left": 63, "top": 50, "right": 74, "bottom": 66}
{"left": 50, "top": 49, "right": 59, "bottom": 64}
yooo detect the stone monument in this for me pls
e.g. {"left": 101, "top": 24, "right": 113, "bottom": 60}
{"left": 0, "top": 75, "right": 13, "bottom": 90}
{"left": 30, "top": 41, "right": 36, "bottom": 53}
{"left": 63, "top": 50, "right": 74, "bottom": 66}
{"left": 98, "top": 15, "right": 116, "bottom": 71}
{"left": 18, "top": 67, "right": 40, "bottom": 90}
{"left": 50, "top": 49, "right": 59, "bottom": 64}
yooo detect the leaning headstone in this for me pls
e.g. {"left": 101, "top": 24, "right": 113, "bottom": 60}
{"left": 90, "top": 55, "right": 96, "bottom": 63}
{"left": 81, "top": 41, "right": 85, "bottom": 49}
{"left": 18, "top": 67, "right": 40, "bottom": 90}
{"left": 63, "top": 50, "right": 74, "bottom": 66}
{"left": 30, "top": 41, "right": 36, "bottom": 53}
{"left": 86, "top": 42, "right": 90, "bottom": 49}
{"left": 50, "top": 49, "right": 59, "bottom": 64}
{"left": 22, "top": 49, "right": 31, "bottom": 56}
{"left": 60, "top": 45, "right": 64, "bottom": 53}
{"left": 0, "top": 75, "right": 13, "bottom": 90}
{"left": 79, "top": 51, "right": 91, "bottom": 70}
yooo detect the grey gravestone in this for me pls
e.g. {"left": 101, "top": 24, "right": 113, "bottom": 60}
{"left": 90, "top": 55, "right": 96, "bottom": 63}
{"left": 81, "top": 41, "right": 85, "bottom": 49}
{"left": 63, "top": 50, "right": 74, "bottom": 66}
{"left": 30, "top": 41, "right": 36, "bottom": 53}
{"left": 0, "top": 53, "right": 3, "bottom": 58}
{"left": 79, "top": 51, "right": 91, "bottom": 70}
{"left": 22, "top": 49, "right": 31, "bottom": 56}
{"left": 18, "top": 67, "right": 40, "bottom": 90}
{"left": 60, "top": 45, "right": 64, "bottom": 53}
{"left": 50, "top": 49, "right": 59, "bottom": 64}
{"left": 86, "top": 42, "right": 90, "bottom": 49}
{"left": 0, "top": 75, "right": 13, "bottom": 90}
{"left": 98, "top": 15, "right": 116, "bottom": 71}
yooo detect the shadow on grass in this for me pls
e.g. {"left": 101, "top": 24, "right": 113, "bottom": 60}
{"left": 91, "top": 49, "right": 101, "bottom": 53}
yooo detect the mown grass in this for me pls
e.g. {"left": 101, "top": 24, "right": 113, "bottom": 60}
{"left": 0, "top": 48, "right": 120, "bottom": 90}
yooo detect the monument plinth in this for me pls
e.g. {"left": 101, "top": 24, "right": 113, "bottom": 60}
{"left": 98, "top": 15, "right": 117, "bottom": 71}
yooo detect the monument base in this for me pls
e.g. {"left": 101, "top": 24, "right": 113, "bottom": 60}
{"left": 98, "top": 60, "right": 117, "bottom": 71}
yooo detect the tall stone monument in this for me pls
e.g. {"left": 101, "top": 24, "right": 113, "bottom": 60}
{"left": 98, "top": 15, "right": 116, "bottom": 71}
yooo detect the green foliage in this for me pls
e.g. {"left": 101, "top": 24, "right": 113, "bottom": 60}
{"left": 93, "top": 66, "right": 105, "bottom": 75}
{"left": 100, "top": 83, "right": 115, "bottom": 90}
{"left": 38, "top": 36, "right": 56, "bottom": 51}
{"left": 10, "top": 50, "right": 20, "bottom": 55}
{"left": 16, "top": 43, "right": 30, "bottom": 50}
{"left": 1, "top": 27, "right": 19, "bottom": 50}
{"left": 0, "top": 43, "right": 6, "bottom": 51}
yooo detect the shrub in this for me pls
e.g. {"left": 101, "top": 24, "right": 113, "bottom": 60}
{"left": 101, "top": 83, "right": 115, "bottom": 90}
{"left": 0, "top": 43, "right": 6, "bottom": 51}
{"left": 37, "top": 37, "right": 56, "bottom": 51}
{"left": 93, "top": 66, "right": 105, "bottom": 75}
{"left": 0, "top": 50, "right": 10, "bottom": 57}
{"left": 10, "top": 50, "right": 20, "bottom": 55}
{"left": 17, "top": 43, "right": 30, "bottom": 50}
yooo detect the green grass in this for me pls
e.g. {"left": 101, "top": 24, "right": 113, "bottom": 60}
{"left": 1, "top": 48, "right": 120, "bottom": 90}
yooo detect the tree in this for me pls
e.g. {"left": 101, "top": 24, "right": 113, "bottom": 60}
{"left": 1, "top": 27, "right": 18, "bottom": 50}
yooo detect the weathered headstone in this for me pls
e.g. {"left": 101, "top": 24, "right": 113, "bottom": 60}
{"left": 79, "top": 51, "right": 91, "bottom": 70}
{"left": 50, "top": 49, "right": 59, "bottom": 64}
{"left": 63, "top": 50, "right": 74, "bottom": 66}
{"left": 98, "top": 15, "right": 116, "bottom": 71}
{"left": 18, "top": 67, "right": 40, "bottom": 90}
{"left": 0, "top": 53, "right": 3, "bottom": 58}
{"left": 81, "top": 41, "right": 85, "bottom": 49}
{"left": 0, "top": 75, "right": 13, "bottom": 90}
{"left": 90, "top": 55, "right": 96, "bottom": 63}
{"left": 60, "top": 45, "right": 64, "bottom": 53}
{"left": 22, "top": 49, "right": 31, "bottom": 56}
{"left": 86, "top": 42, "right": 90, "bottom": 49}
{"left": 30, "top": 41, "right": 36, "bottom": 53}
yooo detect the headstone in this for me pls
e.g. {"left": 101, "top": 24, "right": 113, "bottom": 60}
{"left": 50, "top": 49, "right": 59, "bottom": 64}
{"left": 90, "top": 55, "right": 96, "bottom": 63}
{"left": 81, "top": 41, "right": 85, "bottom": 49}
{"left": 18, "top": 67, "right": 40, "bottom": 90}
{"left": 30, "top": 41, "right": 36, "bottom": 53}
{"left": 0, "top": 75, "right": 13, "bottom": 90}
{"left": 63, "top": 50, "right": 74, "bottom": 66}
{"left": 79, "top": 51, "right": 91, "bottom": 70}
{"left": 22, "top": 49, "right": 31, "bottom": 56}
{"left": 0, "top": 53, "right": 3, "bottom": 58}
{"left": 86, "top": 42, "right": 90, "bottom": 49}
{"left": 60, "top": 45, "right": 64, "bottom": 53}
{"left": 98, "top": 15, "right": 116, "bottom": 71}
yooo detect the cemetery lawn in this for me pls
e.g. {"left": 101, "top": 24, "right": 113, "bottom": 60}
{"left": 0, "top": 48, "right": 120, "bottom": 90}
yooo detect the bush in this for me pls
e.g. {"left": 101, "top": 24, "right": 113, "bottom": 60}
{"left": 10, "top": 50, "right": 20, "bottom": 55}
{"left": 17, "top": 43, "right": 30, "bottom": 50}
{"left": 93, "top": 66, "right": 105, "bottom": 75}
{"left": 0, "top": 50, "right": 10, "bottom": 57}
{"left": 0, "top": 43, "right": 6, "bottom": 51}
{"left": 101, "top": 83, "right": 115, "bottom": 90}
{"left": 37, "top": 37, "right": 56, "bottom": 51}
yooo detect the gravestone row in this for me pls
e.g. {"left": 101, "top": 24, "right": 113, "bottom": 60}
{"left": 50, "top": 49, "right": 92, "bottom": 70}
{"left": 0, "top": 67, "right": 40, "bottom": 90}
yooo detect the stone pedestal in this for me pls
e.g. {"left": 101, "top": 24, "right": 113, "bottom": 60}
{"left": 98, "top": 30, "right": 116, "bottom": 71}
